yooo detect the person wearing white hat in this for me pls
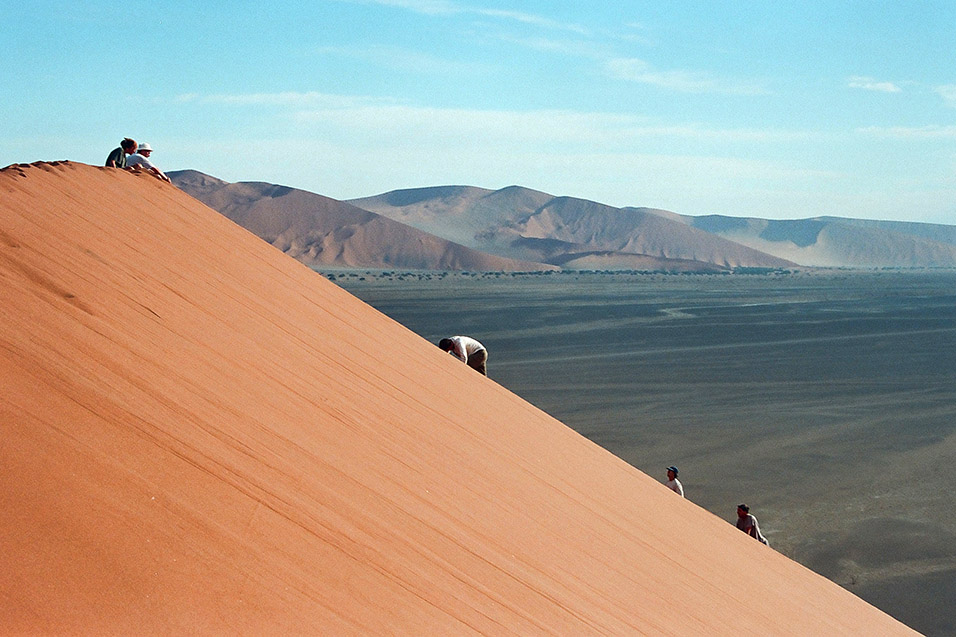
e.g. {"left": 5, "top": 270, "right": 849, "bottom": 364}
{"left": 126, "top": 142, "right": 170, "bottom": 182}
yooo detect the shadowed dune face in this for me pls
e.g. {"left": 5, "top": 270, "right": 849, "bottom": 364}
{"left": 510, "top": 237, "right": 731, "bottom": 272}
{"left": 508, "top": 198, "right": 796, "bottom": 268}
{"left": 0, "top": 162, "right": 917, "bottom": 634}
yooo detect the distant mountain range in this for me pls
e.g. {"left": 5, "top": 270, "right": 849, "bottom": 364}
{"left": 349, "top": 186, "right": 795, "bottom": 271}
{"left": 169, "top": 171, "right": 553, "bottom": 272}
{"left": 170, "top": 171, "right": 956, "bottom": 270}
{"left": 668, "top": 213, "right": 956, "bottom": 268}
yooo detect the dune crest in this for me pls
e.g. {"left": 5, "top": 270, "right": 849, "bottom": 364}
{"left": 0, "top": 162, "right": 915, "bottom": 634}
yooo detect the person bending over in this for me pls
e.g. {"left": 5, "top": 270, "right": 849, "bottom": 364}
{"left": 438, "top": 336, "right": 488, "bottom": 376}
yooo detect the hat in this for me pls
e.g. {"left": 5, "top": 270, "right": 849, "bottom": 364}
{"left": 138, "top": 142, "right": 153, "bottom": 152}
{"left": 666, "top": 466, "right": 679, "bottom": 475}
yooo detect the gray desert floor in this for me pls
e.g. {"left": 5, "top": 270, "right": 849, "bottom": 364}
{"left": 331, "top": 269, "right": 956, "bottom": 636}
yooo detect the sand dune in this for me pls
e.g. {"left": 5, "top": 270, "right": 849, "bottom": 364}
{"left": 0, "top": 162, "right": 916, "bottom": 634}
{"left": 676, "top": 213, "right": 956, "bottom": 268}
{"left": 170, "top": 170, "right": 554, "bottom": 272}
{"left": 351, "top": 186, "right": 796, "bottom": 269}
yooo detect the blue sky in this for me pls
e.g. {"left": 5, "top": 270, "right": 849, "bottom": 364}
{"left": 3, "top": 1, "right": 955, "bottom": 223}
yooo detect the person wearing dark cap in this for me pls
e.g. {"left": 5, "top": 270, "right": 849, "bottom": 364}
{"left": 438, "top": 336, "right": 487, "bottom": 375}
{"left": 664, "top": 466, "right": 684, "bottom": 497}
{"left": 736, "top": 504, "right": 769, "bottom": 545}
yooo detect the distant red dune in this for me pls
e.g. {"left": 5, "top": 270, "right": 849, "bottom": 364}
{"left": 170, "top": 169, "right": 556, "bottom": 272}
{"left": 0, "top": 162, "right": 916, "bottom": 634}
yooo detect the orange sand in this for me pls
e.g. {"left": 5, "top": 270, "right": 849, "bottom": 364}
{"left": 0, "top": 162, "right": 916, "bottom": 634}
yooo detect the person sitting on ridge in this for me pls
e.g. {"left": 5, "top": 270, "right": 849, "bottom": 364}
{"left": 105, "top": 138, "right": 137, "bottom": 168}
{"left": 664, "top": 466, "right": 684, "bottom": 497}
{"left": 438, "top": 336, "right": 488, "bottom": 376}
{"left": 736, "top": 504, "right": 769, "bottom": 546}
{"left": 125, "top": 142, "right": 170, "bottom": 182}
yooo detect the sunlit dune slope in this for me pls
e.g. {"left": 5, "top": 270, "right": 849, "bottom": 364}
{"left": 0, "top": 162, "right": 916, "bottom": 634}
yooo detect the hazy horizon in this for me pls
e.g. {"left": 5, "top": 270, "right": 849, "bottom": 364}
{"left": 179, "top": 170, "right": 956, "bottom": 228}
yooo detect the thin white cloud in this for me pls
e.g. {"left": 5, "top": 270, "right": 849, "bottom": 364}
{"left": 858, "top": 125, "right": 956, "bottom": 139}
{"left": 353, "top": 0, "right": 458, "bottom": 15}
{"left": 472, "top": 9, "right": 588, "bottom": 35}
{"left": 611, "top": 23, "right": 656, "bottom": 47}
{"left": 287, "top": 98, "right": 806, "bottom": 146}
{"left": 935, "top": 84, "right": 956, "bottom": 108}
{"left": 605, "top": 58, "right": 768, "bottom": 95}
{"left": 176, "top": 91, "right": 400, "bottom": 108}
{"left": 181, "top": 91, "right": 804, "bottom": 145}
{"left": 847, "top": 75, "right": 901, "bottom": 93}
{"left": 492, "top": 34, "right": 609, "bottom": 59}
{"left": 336, "top": 0, "right": 587, "bottom": 33}
{"left": 318, "top": 45, "right": 490, "bottom": 75}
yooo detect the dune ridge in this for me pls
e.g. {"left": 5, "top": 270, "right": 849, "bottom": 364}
{"left": 0, "top": 162, "right": 916, "bottom": 634}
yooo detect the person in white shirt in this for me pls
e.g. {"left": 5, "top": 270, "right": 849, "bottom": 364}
{"left": 664, "top": 466, "right": 684, "bottom": 497}
{"left": 125, "top": 142, "right": 170, "bottom": 182}
{"left": 438, "top": 336, "right": 488, "bottom": 375}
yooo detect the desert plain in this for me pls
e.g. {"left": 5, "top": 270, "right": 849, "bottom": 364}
{"left": 334, "top": 268, "right": 956, "bottom": 636}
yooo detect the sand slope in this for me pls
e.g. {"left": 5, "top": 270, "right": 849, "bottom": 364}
{"left": 0, "top": 162, "right": 916, "bottom": 634}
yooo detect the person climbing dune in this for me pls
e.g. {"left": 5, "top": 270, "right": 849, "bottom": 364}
{"left": 664, "top": 466, "right": 684, "bottom": 497}
{"left": 438, "top": 336, "right": 488, "bottom": 375}
{"left": 736, "top": 504, "right": 769, "bottom": 546}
